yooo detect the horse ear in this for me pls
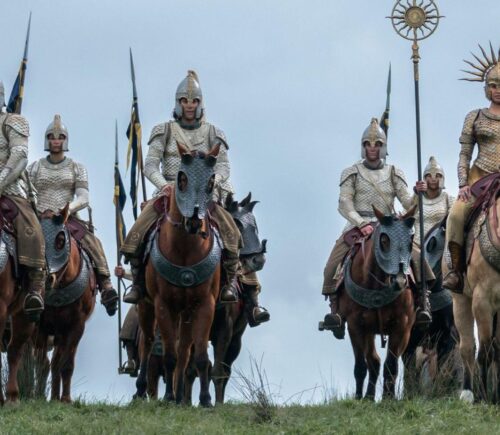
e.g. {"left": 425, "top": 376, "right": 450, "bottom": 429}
{"left": 176, "top": 141, "right": 190, "bottom": 156}
{"left": 261, "top": 239, "right": 267, "bottom": 253}
{"left": 61, "top": 203, "right": 70, "bottom": 224}
{"left": 205, "top": 155, "right": 217, "bottom": 167}
{"left": 240, "top": 192, "right": 252, "bottom": 207}
{"left": 404, "top": 217, "right": 416, "bottom": 229}
{"left": 372, "top": 205, "right": 393, "bottom": 225}
{"left": 401, "top": 204, "right": 418, "bottom": 221}
{"left": 225, "top": 192, "right": 234, "bottom": 209}
{"left": 246, "top": 200, "right": 259, "bottom": 212}
{"left": 208, "top": 142, "right": 221, "bottom": 158}
{"left": 228, "top": 201, "right": 239, "bottom": 213}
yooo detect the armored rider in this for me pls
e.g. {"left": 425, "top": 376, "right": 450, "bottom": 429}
{"left": 414, "top": 156, "right": 454, "bottom": 246}
{"left": 444, "top": 45, "right": 500, "bottom": 291}
{"left": 27, "top": 115, "right": 118, "bottom": 316}
{"left": 121, "top": 70, "right": 269, "bottom": 324}
{"left": 0, "top": 80, "right": 46, "bottom": 321}
{"left": 321, "top": 118, "right": 433, "bottom": 337}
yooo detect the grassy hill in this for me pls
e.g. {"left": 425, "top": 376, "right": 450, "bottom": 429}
{"left": 0, "top": 398, "right": 498, "bottom": 434}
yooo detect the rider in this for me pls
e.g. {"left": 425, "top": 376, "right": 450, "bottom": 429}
{"left": 27, "top": 115, "right": 118, "bottom": 316}
{"left": 321, "top": 118, "right": 433, "bottom": 338}
{"left": 414, "top": 156, "right": 454, "bottom": 245}
{"left": 121, "top": 70, "right": 268, "bottom": 324}
{"left": 444, "top": 51, "right": 500, "bottom": 292}
{"left": 0, "top": 81, "right": 46, "bottom": 321}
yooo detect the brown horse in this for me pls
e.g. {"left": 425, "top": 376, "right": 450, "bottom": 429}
{"left": 138, "top": 142, "right": 221, "bottom": 407}
{"left": 0, "top": 200, "right": 39, "bottom": 404}
{"left": 33, "top": 206, "right": 96, "bottom": 402}
{"left": 336, "top": 205, "right": 417, "bottom": 399}
{"left": 452, "top": 180, "right": 500, "bottom": 403}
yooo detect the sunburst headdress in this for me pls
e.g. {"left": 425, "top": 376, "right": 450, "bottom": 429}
{"left": 461, "top": 42, "right": 500, "bottom": 100}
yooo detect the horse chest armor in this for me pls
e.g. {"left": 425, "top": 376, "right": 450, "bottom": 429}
{"left": 150, "top": 229, "right": 222, "bottom": 287}
{"left": 353, "top": 165, "right": 395, "bottom": 219}
{"left": 35, "top": 159, "right": 77, "bottom": 213}
{"left": 161, "top": 124, "right": 211, "bottom": 182}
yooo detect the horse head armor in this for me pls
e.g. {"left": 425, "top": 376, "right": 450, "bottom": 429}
{"left": 42, "top": 214, "right": 71, "bottom": 274}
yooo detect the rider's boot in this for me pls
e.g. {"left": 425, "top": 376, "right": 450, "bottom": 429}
{"left": 220, "top": 250, "right": 239, "bottom": 303}
{"left": 98, "top": 275, "right": 119, "bottom": 316}
{"left": 123, "top": 258, "right": 145, "bottom": 304}
{"left": 24, "top": 268, "right": 46, "bottom": 322}
{"left": 323, "top": 293, "right": 345, "bottom": 339}
{"left": 442, "top": 241, "right": 464, "bottom": 293}
{"left": 243, "top": 284, "right": 270, "bottom": 327}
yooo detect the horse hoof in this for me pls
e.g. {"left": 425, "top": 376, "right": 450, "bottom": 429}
{"left": 4, "top": 400, "right": 20, "bottom": 408}
{"left": 200, "top": 400, "right": 213, "bottom": 408}
{"left": 460, "top": 390, "right": 474, "bottom": 403}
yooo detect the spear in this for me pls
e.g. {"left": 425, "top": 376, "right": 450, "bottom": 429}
{"left": 388, "top": 0, "right": 444, "bottom": 320}
{"left": 7, "top": 12, "right": 32, "bottom": 114}
{"left": 380, "top": 63, "right": 392, "bottom": 138}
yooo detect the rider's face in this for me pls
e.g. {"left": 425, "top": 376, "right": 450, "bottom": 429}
{"left": 180, "top": 98, "right": 199, "bottom": 121}
{"left": 488, "top": 82, "right": 500, "bottom": 104}
{"left": 425, "top": 173, "right": 442, "bottom": 191}
{"left": 48, "top": 134, "right": 66, "bottom": 153}
{"left": 363, "top": 141, "right": 382, "bottom": 162}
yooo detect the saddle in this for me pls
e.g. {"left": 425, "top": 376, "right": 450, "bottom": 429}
{"left": 66, "top": 216, "right": 89, "bottom": 241}
{"left": 0, "top": 196, "right": 18, "bottom": 235}
{"left": 465, "top": 172, "right": 500, "bottom": 233}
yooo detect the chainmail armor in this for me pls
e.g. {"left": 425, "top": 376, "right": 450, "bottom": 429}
{"left": 145, "top": 121, "right": 234, "bottom": 202}
{"left": 0, "top": 113, "right": 29, "bottom": 198}
{"left": 458, "top": 109, "right": 500, "bottom": 187}
{"left": 414, "top": 192, "right": 454, "bottom": 244}
{"left": 338, "top": 162, "right": 415, "bottom": 232}
{"left": 28, "top": 157, "right": 89, "bottom": 214}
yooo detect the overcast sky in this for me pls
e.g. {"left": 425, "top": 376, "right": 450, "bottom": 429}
{"left": 1, "top": 0, "right": 498, "bottom": 404}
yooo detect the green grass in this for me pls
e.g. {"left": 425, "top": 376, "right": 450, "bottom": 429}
{"left": 0, "top": 399, "right": 498, "bottom": 434}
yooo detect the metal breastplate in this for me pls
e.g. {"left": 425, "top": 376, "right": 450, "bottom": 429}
{"left": 161, "top": 123, "right": 212, "bottom": 183}
{"left": 34, "top": 158, "right": 76, "bottom": 213}
{"left": 347, "top": 164, "right": 395, "bottom": 230}
{"left": 150, "top": 229, "right": 222, "bottom": 287}
{"left": 0, "top": 114, "right": 27, "bottom": 198}
{"left": 414, "top": 193, "right": 449, "bottom": 244}
{"left": 473, "top": 110, "right": 500, "bottom": 174}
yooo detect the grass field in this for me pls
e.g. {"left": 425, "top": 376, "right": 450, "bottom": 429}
{"left": 0, "top": 398, "right": 498, "bottom": 434}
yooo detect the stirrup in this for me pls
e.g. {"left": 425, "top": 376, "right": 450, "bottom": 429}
{"left": 220, "top": 288, "right": 238, "bottom": 303}
{"left": 320, "top": 313, "right": 345, "bottom": 339}
{"left": 415, "top": 308, "right": 432, "bottom": 329}
{"left": 123, "top": 286, "right": 141, "bottom": 304}
{"left": 442, "top": 270, "right": 463, "bottom": 293}
{"left": 120, "top": 359, "right": 137, "bottom": 376}
{"left": 24, "top": 293, "right": 44, "bottom": 322}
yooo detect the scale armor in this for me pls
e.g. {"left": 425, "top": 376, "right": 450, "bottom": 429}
{"left": 145, "top": 121, "right": 233, "bottom": 202}
{"left": 28, "top": 157, "right": 89, "bottom": 215}
{"left": 414, "top": 191, "right": 454, "bottom": 244}
{"left": 44, "top": 114, "right": 69, "bottom": 151}
{"left": 0, "top": 112, "right": 29, "bottom": 198}
{"left": 338, "top": 162, "right": 414, "bottom": 232}
{"left": 0, "top": 81, "right": 5, "bottom": 108}
{"left": 361, "top": 118, "right": 387, "bottom": 160}
{"left": 458, "top": 108, "right": 500, "bottom": 186}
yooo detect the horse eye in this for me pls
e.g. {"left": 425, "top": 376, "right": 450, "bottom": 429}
{"left": 55, "top": 232, "right": 66, "bottom": 250}
{"left": 178, "top": 172, "right": 188, "bottom": 192}
{"left": 427, "top": 237, "right": 436, "bottom": 253}
{"left": 380, "top": 233, "right": 390, "bottom": 252}
{"left": 206, "top": 175, "right": 215, "bottom": 194}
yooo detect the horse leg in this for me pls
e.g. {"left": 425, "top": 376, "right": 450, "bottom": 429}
{"left": 191, "top": 300, "right": 215, "bottom": 408}
{"left": 33, "top": 330, "right": 50, "bottom": 399}
{"left": 60, "top": 322, "right": 85, "bottom": 403}
{"left": 212, "top": 310, "right": 233, "bottom": 405}
{"left": 220, "top": 318, "right": 247, "bottom": 403}
{"left": 50, "top": 341, "right": 65, "bottom": 401}
{"left": 6, "top": 312, "right": 34, "bottom": 403}
{"left": 137, "top": 301, "right": 155, "bottom": 399}
{"left": 473, "top": 294, "right": 494, "bottom": 402}
{"left": 147, "top": 354, "right": 162, "bottom": 400}
{"left": 0, "top": 300, "right": 8, "bottom": 404}
{"left": 453, "top": 293, "right": 475, "bottom": 402}
{"left": 364, "top": 334, "right": 380, "bottom": 401}
{"left": 348, "top": 325, "right": 367, "bottom": 400}
{"left": 175, "top": 318, "right": 194, "bottom": 406}
{"left": 402, "top": 327, "right": 423, "bottom": 398}
{"left": 184, "top": 346, "right": 197, "bottom": 406}
{"left": 156, "top": 304, "right": 178, "bottom": 403}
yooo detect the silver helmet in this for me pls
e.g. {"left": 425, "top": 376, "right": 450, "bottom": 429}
{"left": 0, "top": 81, "right": 5, "bottom": 109}
{"left": 423, "top": 156, "right": 445, "bottom": 189}
{"left": 44, "top": 114, "right": 69, "bottom": 151}
{"left": 174, "top": 70, "right": 204, "bottom": 120}
{"left": 361, "top": 118, "right": 387, "bottom": 159}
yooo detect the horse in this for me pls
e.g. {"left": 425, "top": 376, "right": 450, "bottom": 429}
{"left": 0, "top": 197, "right": 40, "bottom": 404}
{"left": 452, "top": 175, "right": 500, "bottom": 403}
{"left": 32, "top": 205, "right": 96, "bottom": 402}
{"left": 403, "top": 222, "right": 458, "bottom": 396}
{"left": 137, "top": 142, "right": 222, "bottom": 407}
{"left": 183, "top": 192, "right": 268, "bottom": 405}
{"left": 336, "top": 205, "right": 417, "bottom": 399}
